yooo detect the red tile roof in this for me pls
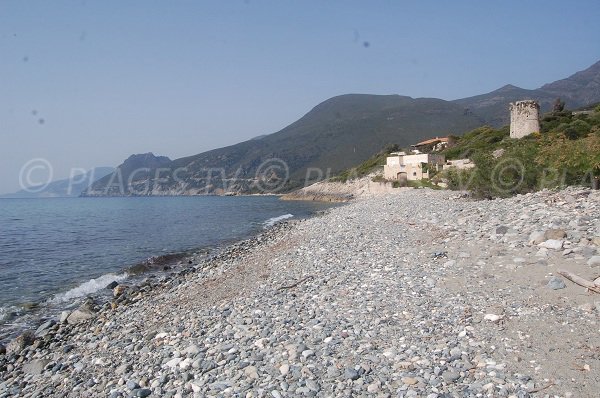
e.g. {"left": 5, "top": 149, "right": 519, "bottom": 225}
{"left": 412, "top": 137, "right": 449, "bottom": 147}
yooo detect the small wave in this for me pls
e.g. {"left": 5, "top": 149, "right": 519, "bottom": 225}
{"left": 0, "top": 306, "right": 18, "bottom": 322}
{"left": 263, "top": 213, "right": 293, "bottom": 228}
{"left": 50, "top": 272, "right": 128, "bottom": 303}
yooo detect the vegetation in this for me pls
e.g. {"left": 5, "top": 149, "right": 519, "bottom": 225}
{"left": 406, "top": 179, "right": 443, "bottom": 190}
{"left": 441, "top": 107, "right": 600, "bottom": 198}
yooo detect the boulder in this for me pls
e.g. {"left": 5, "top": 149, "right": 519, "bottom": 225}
{"left": 547, "top": 276, "right": 566, "bottom": 290}
{"left": 67, "top": 308, "right": 95, "bottom": 325}
{"left": 113, "top": 284, "right": 129, "bottom": 297}
{"left": 58, "top": 311, "right": 70, "bottom": 324}
{"left": 66, "top": 299, "right": 98, "bottom": 325}
{"left": 6, "top": 331, "right": 35, "bottom": 355}
{"left": 23, "top": 359, "right": 49, "bottom": 375}
{"left": 106, "top": 281, "right": 119, "bottom": 290}
{"left": 35, "top": 320, "right": 56, "bottom": 337}
{"left": 544, "top": 229, "right": 567, "bottom": 240}
{"left": 588, "top": 256, "right": 600, "bottom": 267}
{"left": 528, "top": 231, "right": 545, "bottom": 245}
{"left": 538, "top": 240, "right": 564, "bottom": 250}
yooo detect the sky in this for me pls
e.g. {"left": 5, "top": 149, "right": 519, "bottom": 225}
{"left": 1, "top": 1, "right": 599, "bottom": 194}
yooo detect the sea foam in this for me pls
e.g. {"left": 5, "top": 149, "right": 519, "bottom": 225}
{"left": 50, "top": 272, "right": 129, "bottom": 303}
{"left": 263, "top": 213, "right": 294, "bottom": 228}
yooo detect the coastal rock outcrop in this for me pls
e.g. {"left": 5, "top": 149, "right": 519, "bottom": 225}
{"left": 281, "top": 174, "right": 399, "bottom": 202}
{"left": 5, "top": 331, "right": 35, "bottom": 356}
{"left": 65, "top": 299, "right": 98, "bottom": 325}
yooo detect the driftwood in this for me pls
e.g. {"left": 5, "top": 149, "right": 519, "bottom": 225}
{"left": 528, "top": 381, "right": 554, "bottom": 394}
{"left": 277, "top": 276, "right": 314, "bottom": 291}
{"left": 557, "top": 269, "right": 600, "bottom": 294}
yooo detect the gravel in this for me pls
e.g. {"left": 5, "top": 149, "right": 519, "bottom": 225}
{"left": 1, "top": 187, "right": 599, "bottom": 397}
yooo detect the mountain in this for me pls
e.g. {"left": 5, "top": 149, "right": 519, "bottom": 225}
{"left": 84, "top": 60, "right": 600, "bottom": 196}
{"left": 82, "top": 153, "right": 171, "bottom": 196}
{"left": 83, "top": 95, "right": 484, "bottom": 196}
{"left": 1, "top": 167, "right": 114, "bottom": 198}
{"left": 453, "top": 60, "right": 600, "bottom": 126}
{"left": 540, "top": 60, "right": 600, "bottom": 105}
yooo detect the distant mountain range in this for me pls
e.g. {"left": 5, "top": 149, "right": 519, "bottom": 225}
{"left": 1, "top": 167, "right": 114, "bottom": 198}
{"left": 454, "top": 60, "right": 600, "bottom": 126}
{"left": 83, "top": 60, "right": 600, "bottom": 196}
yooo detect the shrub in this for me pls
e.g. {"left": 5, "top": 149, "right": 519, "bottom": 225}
{"left": 458, "top": 141, "right": 539, "bottom": 199}
{"left": 536, "top": 134, "right": 600, "bottom": 186}
{"left": 443, "top": 168, "right": 474, "bottom": 191}
{"left": 563, "top": 119, "right": 591, "bottom": 140}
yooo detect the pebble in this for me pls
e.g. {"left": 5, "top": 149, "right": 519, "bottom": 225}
{"left": 588, "top": 256, "right": 600, "bottom": 267}
{"left": 344, "top": 368, "right": 360, "bottom": 381}
{"left": 2, "top": 188, "right": 599, "bottom": 397}
{"left": 547, "top": 276, "right": 566, "bottom": 290}
{"left": 538, "top": 239, "right": 564, "bottom": 250}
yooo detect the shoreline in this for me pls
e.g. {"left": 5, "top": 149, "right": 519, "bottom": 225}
{"left": 1, "top": 188, "right": 599, "bottom": 397}
{"left": 0, "top": 213, "right": 319, "bottom": 344}
{"left": 0, "top": 197, "right": 337, "bottom": 344}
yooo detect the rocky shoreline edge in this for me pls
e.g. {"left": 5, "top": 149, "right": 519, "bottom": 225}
{"left": 0, "top": 226, "right": 277, "bottom": 345}
{"left": 1, "top": 187, "right": 600, "bottom": 397}
{"left": 0, "top": 219, "right": 300, "bottom": 396}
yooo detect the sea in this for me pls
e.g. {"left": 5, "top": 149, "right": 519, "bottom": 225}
{"left": 0, "top": 196, "right": 336, "bottom": 341}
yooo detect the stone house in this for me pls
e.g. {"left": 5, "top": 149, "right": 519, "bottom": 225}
{"left": 384, "top": 153, "right": 445, "bottom": 181}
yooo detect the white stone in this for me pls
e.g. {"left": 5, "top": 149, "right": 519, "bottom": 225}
{"left": 367, "top": 383, "right": 379, "bottom": 393}
{"left": 279, "top": 363, "right": 290, "bottom": 376}
{"left": 244, "top": 365, "right": 259, "bottom": 379}
{"left": 587, "top": 256, "right": 600, "bottom": 267}
{"left": 538, "top": 239, "right": 563, "bottom": 250}
{"left": 179, "top": 358, "right": 192, "bottom": 370}
{"left": 190, "top": 381, "right": 202, "bottom": 393}
{"left": 58, "top": 311, "right": 70, "bottom": 324}
{"left": 164, "top": 357, "right": 182, "bottom": 368}
{"left": 184, "top": 344, "right": 201, "bottom": 356}
{"left": 484, "top": 314, "right": 501, "bottom": 322}
{"left": 254, "top": 338, "right": 268, "bottom": 349}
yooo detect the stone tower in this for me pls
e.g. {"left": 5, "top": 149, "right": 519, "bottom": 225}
{"left": 509, "top": 100, "right": 540, "bottom": 139}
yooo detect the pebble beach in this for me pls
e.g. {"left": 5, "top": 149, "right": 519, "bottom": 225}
{"left": 1, "top": 187, "right": 600, "bottom": 398}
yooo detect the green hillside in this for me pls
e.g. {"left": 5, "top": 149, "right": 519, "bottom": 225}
{"left": 441, "top": 105, "right": 600, "bottom": 198}
{"left": 85, "top": 94, "right": 483, "bottom": 195}
{"left": 83, "top": 60, "right": 600, "bottom": 196}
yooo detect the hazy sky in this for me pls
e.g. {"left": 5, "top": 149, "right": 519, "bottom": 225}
{"left": 1, "top": 1, "right": 599, "bottom": 194}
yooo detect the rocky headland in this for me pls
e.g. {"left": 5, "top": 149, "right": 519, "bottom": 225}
{"left": 281, "top": 176, "right": 397, "bottom": 203}
{"left": 1, "top": 187, "right": 600, "bottom": 397}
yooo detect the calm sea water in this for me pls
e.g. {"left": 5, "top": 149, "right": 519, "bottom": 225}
{"left": 0, "top": 196, "right": 335, "bottom": 338}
